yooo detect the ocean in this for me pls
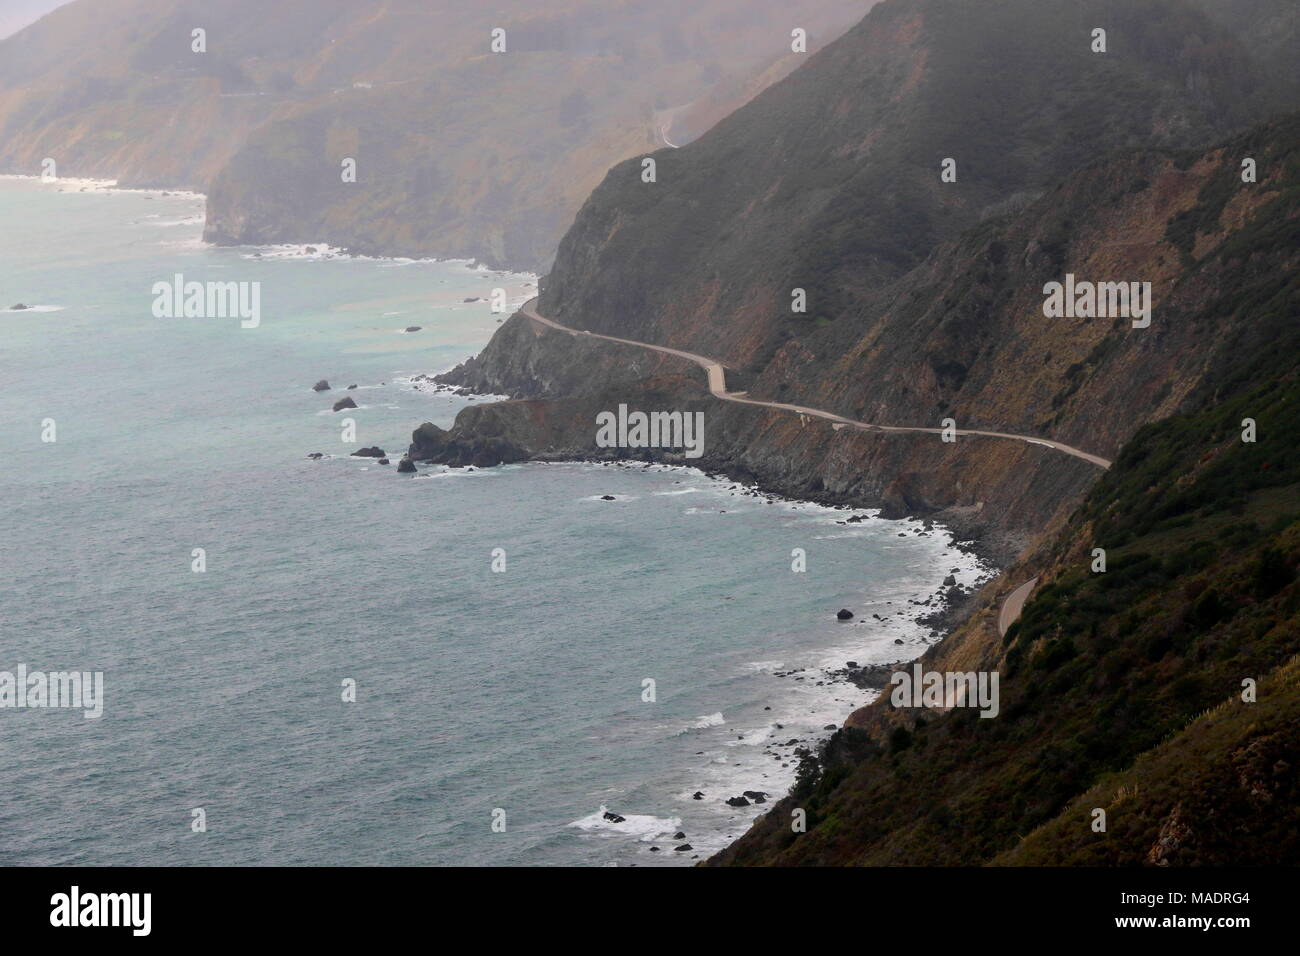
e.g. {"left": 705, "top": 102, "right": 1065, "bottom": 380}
{"left": 0, "top": 177, "right": 988, "bottom": 865}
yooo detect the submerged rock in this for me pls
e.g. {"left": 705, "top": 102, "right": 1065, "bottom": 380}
{"left": 333, "top": 396, "right": 357, "bottom": 411}
{"left": 404, "top": 326, "right": 422, "bottom": 333}
{"left": 312, "top": 380, "right": 331, "bottom": 392}
{"left": 10, "top": 303, "right": 29, "bottom": 311}
{"left": 351, "top": 446, "right": 386, "bottom": 458}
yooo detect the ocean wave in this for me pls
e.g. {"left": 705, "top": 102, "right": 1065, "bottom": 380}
{"left": 0, "top": 174, "right": 205, "bottom": 200}
{"left": 1, "top": 304, "right": 63, "bottom": 313}
{"left": 570, "top": 806, "right": 683, "bottom": 842}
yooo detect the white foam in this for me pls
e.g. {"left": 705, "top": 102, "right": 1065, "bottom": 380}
{"left": 570, "top": 806, "right": 683, "bottom": 842}
{"left": 0, "top": 174, "right": 205, "bottom": 200}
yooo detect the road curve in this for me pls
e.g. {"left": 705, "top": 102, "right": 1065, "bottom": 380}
{"left": 998, "top": 578, "right": 1039, "bottom": 637}
{"left": 518, "top": 298, "right": 1113, "bottom": 469}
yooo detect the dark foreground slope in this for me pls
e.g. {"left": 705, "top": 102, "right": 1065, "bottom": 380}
{"left": 708, "top": 118, "right": 1300, "bottom": 864}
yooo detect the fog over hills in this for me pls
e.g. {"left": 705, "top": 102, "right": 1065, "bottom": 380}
{"left": 0, "top": 0, "right": 70, "bottom": 40}
{"left": 0, "top": 0, "right": 871, "bottom": 269}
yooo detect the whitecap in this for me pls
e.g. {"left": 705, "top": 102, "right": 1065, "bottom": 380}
{"left": 569, "top": 806, "right": 683, "bottom": 842}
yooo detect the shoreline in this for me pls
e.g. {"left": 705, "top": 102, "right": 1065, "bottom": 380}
{"left": 424, "top": 456, "right": 996, "bottom": 864}
{"left": 18, "top": 176, "right": 996, "bottom": 864}
{"left": 0, "top": 174, "right": 543, "bottom": 276}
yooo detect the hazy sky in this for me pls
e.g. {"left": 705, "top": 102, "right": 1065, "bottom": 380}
{"left": 0, "top": 0, "right": 74, "bottom": 40}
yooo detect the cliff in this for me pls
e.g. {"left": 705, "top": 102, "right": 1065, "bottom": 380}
{"left": 0, "top": 0, "right": 870, "bottom": 271}
{"left": 711, "top": 122, "right": 1300, "bottom": 861}
{"left": 414, "top": 0, "right": 1299, "bottom": 864}
{"left": 425, "top": 0, "right": 1285, "bottom": 561}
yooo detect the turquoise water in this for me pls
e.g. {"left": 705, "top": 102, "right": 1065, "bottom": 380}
{"left": 0, "top": 178, "right": 986, "bottom": 865}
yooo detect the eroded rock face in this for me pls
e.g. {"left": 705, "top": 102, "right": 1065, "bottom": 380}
{"left": 427, "top": 1, "right": 1286, "bottom": 569}
{"left": 409, "top": 419, "right": 529, "bottom": 469}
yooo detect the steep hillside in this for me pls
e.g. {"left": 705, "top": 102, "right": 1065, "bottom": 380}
{"left": 0, "top": 1, "right": 70, "bottom": 40}
{"left": 1188, "top": 0, "right": 1299, "bottom": 113}
{"left": 709, "top": 129, "right": 1300, "bottom": 862}
{"left": 0, "top": 0, "right": 870, "bottom": 269}
{"left": 426, "top": 0, "right": 1289, "bottom": 560}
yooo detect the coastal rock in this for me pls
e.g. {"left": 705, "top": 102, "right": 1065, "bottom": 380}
{"left": 377, "top": 458, "right": 390, "bottom": 465}
{"left": 312, "top": 380, "right": 331, "bottom": 392}
{"left": 600, "top": 495, "right": 616, "bottom": 500}
{"left": 943, "top": 574, "right": 957, "bottom": 586}
{"left": 692, "top": 792, "right": 704, "bottom": 800}
{"left": 836, "top": 608, "right": 854, "bottom": 620}
{"left": 725, "top": 796, "right": 750, "bottom": 808}
{"left": 306, "top": 452, "right": 324, "bottom": 460}
{"left": 332, "top": 396, "right": 357, "bottom": 411}
{"left": 10, "top": 303, "right": 28, "bottom": 310}
{"left": 404, "top": 326, "right": 422, "bottom": 333}
{"left": 408, "top": 417, "right": 528, "bottom": 469}
{"left": 347, "top": 384, "right": 358, "bottom": 389}
{"left": 674, "top": 844, "right": 693, "bottom": 852}
{"left": 397, "top": 458, "right": 417, "bottom": 473}
{"left": 351, "top": 446, "right": 386, "bottom": 458}
{"left": 602, "top": 810, "right": 626, "bottom": 824}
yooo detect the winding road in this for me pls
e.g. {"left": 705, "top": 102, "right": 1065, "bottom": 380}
{"left": 519, "top": 298, "right": 1113, "bottom": 470}
{"left": 998, "top": 578, "right": 1040, "bottom": 637}
{"left": 518, "top": 298, "right": 1111, "bottom": 634}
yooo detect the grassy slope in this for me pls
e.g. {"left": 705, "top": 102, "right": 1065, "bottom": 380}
{"left": 709, "top": 114, "right": 1300, "bottom": 866}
